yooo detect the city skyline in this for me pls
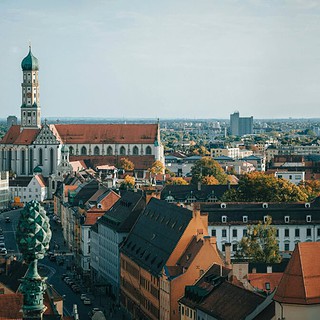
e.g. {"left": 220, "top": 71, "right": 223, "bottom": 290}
{"left": 1, "top": 0, "right": 320, "bottom": 119}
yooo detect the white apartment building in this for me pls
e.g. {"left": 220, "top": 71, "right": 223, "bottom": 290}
{"left": 201, "top": 200, "right": 320, "bottom": 256}
{"left": 275, "top": 171, "right": 305, "bottom": 185}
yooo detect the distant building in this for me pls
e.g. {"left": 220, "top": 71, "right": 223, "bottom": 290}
{"left": 230, "top": 111, "right": 253, "bottom": 136}
{"left": 275, "top": 171, "right": 305, "bottom": 185}
{"left": 6, "top": 116, "right": 17, "bottom": 128}
{"left": 0, "top": 171, "right": 9, "bottom": 209}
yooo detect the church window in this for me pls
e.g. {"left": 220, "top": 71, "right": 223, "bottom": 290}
{"left": 28, "top": 111, "right": 31, "bottom": 116}
{"left": 94, "top": 146, "right": 100, "bottom": 155}
{"left": 29, "top": 148, "right": 33, "bottom": 174}
{"left": 81, "top": 146, "right": 87, "bottom": 155}
{"left": 21, "top": 150, "right": 26, "bottom": 175}
{"left": 39, "top": 148, "right": 43, "bottom": 165}
{"left": 146, "top": 146, "right": 152, "bottom": 155}
{"left": 69, "top": 146, "right": 74, "bottom": 155}
{"left": 50, "top": 148, "right": 54, "bottom": 174}
{"left": 133, "top": 146, "right": 139, "bottom": 155}
{"left": 107, "top": 146, "right": 113, "bottom": 155}
{"left": 120, "top": 146, "right": 126, "bottom": 155}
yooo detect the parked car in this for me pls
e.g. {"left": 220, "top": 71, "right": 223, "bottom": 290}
{"left": 83, "top": 298, "right": 92, "bottom": 305}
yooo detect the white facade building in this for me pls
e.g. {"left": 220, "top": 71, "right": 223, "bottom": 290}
{"left": 275, "top": 171, "right": 305, "bottom": 185}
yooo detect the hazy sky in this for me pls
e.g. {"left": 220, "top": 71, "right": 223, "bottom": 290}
{"left": 1, "top": 0, "right": 320, "bottom": 120}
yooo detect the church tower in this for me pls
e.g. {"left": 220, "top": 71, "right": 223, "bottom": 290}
{"left": 20, "top": 46, "right": 41, "bottom": 129}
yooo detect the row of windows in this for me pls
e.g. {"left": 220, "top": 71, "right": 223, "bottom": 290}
{"left": 220, "top": 215, "right": 313, "bottom": 223}
{"left": 212, "top": 227, "right": 320, "bottom": 238}
{"left": 69, "top": 145, "right": 152, "bottom": 156}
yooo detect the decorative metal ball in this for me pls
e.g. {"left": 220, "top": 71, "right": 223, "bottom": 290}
{"left": 16, "top": 200, "right": 52, "bottom": 262}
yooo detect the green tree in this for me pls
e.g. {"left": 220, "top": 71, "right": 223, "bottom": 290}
{"left": 299, "top": 179, "right": 320, "bottom": 201}
{"left": 167, "top": 177, "right": 189, "bottom": 185}
{"left": 191, "top": 157, "right": 228, "bottom": 184}
{"left": 222, "top": 172, "right": 308, "bottom": 202}
{"left": 201, "top": 175, "right": 219, "bottom": 185}
{"left": 237, "top": 216, "right": 281, "bottom": 263}
{"left": 120, "top": 175, "right": 135, "bottom": 190}
{"left": 149, "top": 160, "right": 165, "bottom": 175}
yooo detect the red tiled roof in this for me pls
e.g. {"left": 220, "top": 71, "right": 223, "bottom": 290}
{"left": 84, "top": 213, "right": 104, "bottom": 226}
{"left": 274, "top": 242, "right": 320, "bottom": 304}
{"left": 70, "top": 155, "right": 155, "bottom": 170}
{"left": 0, "top": 293, "right": 23, "bottom": 319}
{"left": 54, "top": 123, "right": 158, "bottom": 144}
{"left": 248, "top": 273, "right": 282, "bottom": 293}
{"left": 64, "top": 185, "right": 78, "bottom": 196}
{"left": 0, "top": 125, "right": 40, "bottom": 145}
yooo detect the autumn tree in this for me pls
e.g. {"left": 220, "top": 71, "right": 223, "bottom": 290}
{"left": 191, "top": 157, "right": 228, "bottom": 185}
{"left": 201, "top": 175, "right": 219, "bottom": 185}
{"left": 167, "top": 177, "right": 189, "bottom": 185}
{"left": 149, "top": 160, "right": 165, "bottom": 175}
{"left": 120, "top": 175, "right": 135, "bottom": 190}
{"left": 236, "top": 216, "right": 281, "bottom": 263}
{"left": 222, "top": 172, "right": 308, "bottom": 202}
{"left": 299, "top": 179, "right": 320, "bottom": 201}
{"left": 119, "top": 158, "right": 134, "bottom": 171}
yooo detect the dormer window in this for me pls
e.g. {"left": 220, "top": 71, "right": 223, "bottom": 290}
{"left": 263, "top": 216, "right": 268, "bottom": 223}
{"left": 222, "top": 216, "right": 227, "bottom": 223}
{"left": 306, "top": 215, "right": 312, "bottom": 222}
{"left": 243, "top": 216, "right": 248, "bottom": 223}
{"left": 285, "top": 216, "right": 290, "bottom": 223}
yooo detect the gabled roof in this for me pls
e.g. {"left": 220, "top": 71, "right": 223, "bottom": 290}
{"left": 0, "top": 125, "right": 40, "bottom": 145}
{"left": 34, "top": 174, "right": 47, "bottom": 188}
{"left": 274, "top": 242, "right": 320, "bottom": 304}
{"left": 121, "top": 198, "right": 193, "bottom": 276}
{"left": 248, "top": 273, "right": 283, "bottom": 293}
{"left": 71, "top": 180, "right": 99, "bottom": 206}
{"left": 53, "top": 123, "right": 158, "bottom": 144}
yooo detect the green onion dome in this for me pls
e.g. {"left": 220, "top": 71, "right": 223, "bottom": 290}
{"left": 21, "top": 46, "right": 39, "bottom": 71}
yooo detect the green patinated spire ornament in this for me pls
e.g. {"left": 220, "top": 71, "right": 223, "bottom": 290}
{"left": 16, "top": 200, "right": 52, "bottom": 320}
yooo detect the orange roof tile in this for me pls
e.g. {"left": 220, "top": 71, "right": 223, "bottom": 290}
{"left": 0, "top": 125, "right": 40, "bottom": 145}
{"left": 84, "top": 213, "right": 104, "bottom": 225}
{"left": 0, "top": 293, "right": 23, "bottom": 319}
{"left": 69, "top": 160, "right": 86, "bottom": 172}
{"left": 274, "top": 242, "right": 320, "bottom": 304}
{"left": 248, "top": 273, "right": 282, "bottom": 292}
{"left": 54, "top": 123, "right": 158, "bottom": 144}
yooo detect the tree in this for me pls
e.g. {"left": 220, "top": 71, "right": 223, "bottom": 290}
{"left": 120, "top": 175, "right": 135, "bottom": 189}
{"left": 299, "top": 179, "right": 320, "bottom": 201}
{"left": 222, "top": 172, "right": 308, "bottom": 202}
{"left": 237, "top": 216, "right": 281, "bottom": 263}
{"left": 119, "top": 158, "right": 134, "bottom": 171}
{"left": 149, "top": 160, "right": 165, "bottom": 175}
{"left": 167, "top": 177, "right": 189, "bottom": 185}
{"left": 201, "top": 175, "right": 219, "bottom": 185}
{"left": 191, "top": 157, "right": 228, "bottom": 184}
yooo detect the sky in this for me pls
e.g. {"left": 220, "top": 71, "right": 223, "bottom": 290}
{"left": 1, "top": 0, "right": 320, "bottom": 120}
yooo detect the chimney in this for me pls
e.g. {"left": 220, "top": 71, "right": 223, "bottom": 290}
{"left": 225, "top": 243, "right": 231, "bottom": 267}
{"left": 193, "top": 203, "right": 201, "bottom": 219}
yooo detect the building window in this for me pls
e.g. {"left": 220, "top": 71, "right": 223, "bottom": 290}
{"left": 295, "top": 229, "right": 300, "bottom": 237}
{"left": 263, "top": 216, "right": 268, "bottom": 223}
{"left": 146, "top": 146, "right": 152, "bottom": 155}
{"left": 232, "top": 243, "right": 238, "bottom": 252}
{"left": 94, "top": 146, "right": 100, "bottom": 155}
{"left": 222, "top": 229, "right": 227, "bottom": 238}
{"left": 120, "top": 146, "right": 126, "bottom": 155}
{"left": 107, "top": 146, "right": 113, "bottom": 155}
{"left": 211, "top": 229, "right": 216, "bottom": 237}
{"left": 285, "top": 229, "right": 289, "bottom": 237}
{"left": 222, "top": 244, "right": 225, "bottom": 251}
{"left": 285, "top": 216, "right": 290, "bottom": 223}
{"left": 318, "top": 228, "right": 320, "bottom": 237}
{"left": 69, "top": 146, "right": 74, "bottom": 155}
{"left": 232, "top": 229, "right": 237, "bottom": 238}
{"left": 21, "top": 149, "right": 26, "bottom": 175}
{"left": 265, "top": 282, "right": 271, "bottom": 291}
{"left": 81, "top": 146, "right": 87, "bottom": 155}
{"left": 50, "top": 148, "right": 54, "bottom": 174}
{"left": 306, "top": 215, "right": 312, "bottom": 222}
{"left": 276, "top": 229, "right": 279, "bottom": 237}
{"left": 39, "top": 148, "right": 43, "bottom": 165}
{"left": 307, "top": 228, "right": 312, "bottom": 237}
{"left": 222, "top": 216, "right": 227, "bottom": 223}
{"left": 284, "top": 243, "right": 290, "bottom": 251}
{"left": 243, "top": 216, "right": 248, "bottom": 223}
{"left": 243, "top": 229, "right": 247, "bottom": 237}
{"left": 133, "top": 146, "right": 139, "bottom": 155}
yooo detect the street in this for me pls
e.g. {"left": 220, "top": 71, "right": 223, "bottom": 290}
{"left": 0, "top": 207, "right": 127, "bottom": 320}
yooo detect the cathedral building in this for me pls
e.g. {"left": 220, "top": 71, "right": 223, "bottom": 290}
{"left": 0, "top": 47, "right": 164, "bottom": 186}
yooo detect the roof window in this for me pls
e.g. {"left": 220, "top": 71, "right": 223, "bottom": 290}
{"left": 306, "top": 215, "right": 312, "bottom": 222}
{"left": 285, "top": 216, "right": 290, "bottom": 223}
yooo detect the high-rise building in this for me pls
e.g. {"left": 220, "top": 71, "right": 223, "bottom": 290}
{"left": 230, "top": 111, "right": 253, "bottom": 136}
